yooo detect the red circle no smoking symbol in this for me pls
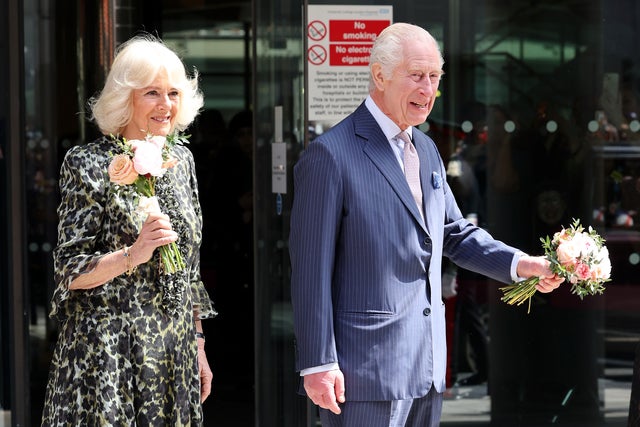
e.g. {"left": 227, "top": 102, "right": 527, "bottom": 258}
{"left": 308, "top": 20, "right": 327, "bottom": 41}
{"left": 308, "top": 45, "right": 327, "bottom": 65}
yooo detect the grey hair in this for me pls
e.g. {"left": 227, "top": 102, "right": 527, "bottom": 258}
{"left": 89, "top": 34, "right": 203, "bottom": 136}
{"left": 368, "top": 23, "right": 444, "bottom": 92}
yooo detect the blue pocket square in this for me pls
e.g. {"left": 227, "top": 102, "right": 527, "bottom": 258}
{"left": 432, "top": 171, "right": 443, "bottom": 189}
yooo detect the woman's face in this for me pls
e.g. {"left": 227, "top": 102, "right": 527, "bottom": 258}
{"left": 122, "top": 70, "right": 180, "bottom": 140}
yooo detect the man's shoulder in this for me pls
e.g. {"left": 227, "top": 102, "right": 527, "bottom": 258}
{"left": 312, "top": 103, "right": 375, "bottom": 144}
{"left": 310, "top": 117, "right": 354, "bottom": 147}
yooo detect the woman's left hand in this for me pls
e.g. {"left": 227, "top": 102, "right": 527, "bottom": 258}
{"left": 197, "top": 339, "right": 213, "bottom": 402}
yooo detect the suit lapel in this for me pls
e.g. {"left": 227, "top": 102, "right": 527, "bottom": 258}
{"left": 353, "top": 105, "right": 428, "bottom": 233}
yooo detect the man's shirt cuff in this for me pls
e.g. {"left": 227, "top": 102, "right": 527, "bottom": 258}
{"left": 300, "top": 363, "right": 340, "bottom": 376}
{"left": 511, "top": 251, "right": 527, "bottom": 282}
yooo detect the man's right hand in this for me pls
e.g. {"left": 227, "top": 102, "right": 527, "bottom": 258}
{"left": 303, "top": 369, "right": 346, "bottom": 414}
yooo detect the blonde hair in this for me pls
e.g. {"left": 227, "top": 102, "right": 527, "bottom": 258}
{"left": 90, "top": 35, "right": 203, "bottom": 135}
{"left": 368, "top": 23, "right": 444, "bottom": 92}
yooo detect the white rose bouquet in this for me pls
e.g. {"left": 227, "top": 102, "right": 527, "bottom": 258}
{"left": 500, "top": 219, "right": 611, "bottom": 313}
{"left": 107, "top": 133, "right": 186, "bottom": 274}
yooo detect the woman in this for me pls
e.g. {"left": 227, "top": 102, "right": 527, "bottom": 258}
{"left": 41, "top": 35, "right": 216, "bottom": 426}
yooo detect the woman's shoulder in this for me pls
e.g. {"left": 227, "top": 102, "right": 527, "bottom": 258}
{"left": 170, "top": 142, "right": 197, "bottom": 171}
{"left": 64, "top": 136, "right": 115, "bottom": 160}
{"left": 171, "top": 141, "right": 194, "bottom": 158}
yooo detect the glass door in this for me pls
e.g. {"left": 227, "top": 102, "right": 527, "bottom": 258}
{"left": 254, "top": 0, "right": 308, "bottom": 425}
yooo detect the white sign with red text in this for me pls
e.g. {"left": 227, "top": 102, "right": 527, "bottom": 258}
{"left": 307, "top": 5, "right": 392, "bottom": 126}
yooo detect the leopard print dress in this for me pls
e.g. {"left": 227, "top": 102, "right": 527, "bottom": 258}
{"left": 41, "top": 137, "right": 216, "bottom": 427}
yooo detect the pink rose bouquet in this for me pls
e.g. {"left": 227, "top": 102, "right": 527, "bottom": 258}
{"left": 107, "top": 133, "right": 188, "bottom": 274}
{"left": 500, "top": 219, "right": 611, "bottom": 313}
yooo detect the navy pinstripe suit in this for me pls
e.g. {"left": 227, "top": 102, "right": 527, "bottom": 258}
{"left": 289, "top": 102, "right": 518, "bottom": 403}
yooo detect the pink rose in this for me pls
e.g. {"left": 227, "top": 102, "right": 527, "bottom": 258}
{"left": 556, "top": 239, "right": 580, "bottom": 267}
{"left": 131, "top": 140, "right": 165, "bottom": 176}
{"left": 108, "top": 154, "right": 138, "bottom": 185}
{"left": 574, "top": 261, "right": 591, "bottom": 281}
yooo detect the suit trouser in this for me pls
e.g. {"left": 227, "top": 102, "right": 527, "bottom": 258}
{"left": 319, "top": 386, "right": 443, "bottom": 427}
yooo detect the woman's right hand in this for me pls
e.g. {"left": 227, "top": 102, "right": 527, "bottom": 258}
{"left": 67, "top": 211, "right": 178, "bottom": 290}
{"left": 130, "top": 212, "right": 178, "bottom": 267}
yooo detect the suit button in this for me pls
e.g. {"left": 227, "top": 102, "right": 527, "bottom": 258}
{"left": 424, "top": 236, "right": 432, "bottom": 245}
{"left": 423, "top": 308, "right": 431, "bottom": 316}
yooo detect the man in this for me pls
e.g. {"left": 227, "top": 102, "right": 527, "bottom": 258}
{"left": 289, "top": 23, "right": 563, "bottom": 426}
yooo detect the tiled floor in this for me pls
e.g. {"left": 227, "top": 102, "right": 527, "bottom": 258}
{"left": 440, "top": 373, "right": 631, "bottom": 426}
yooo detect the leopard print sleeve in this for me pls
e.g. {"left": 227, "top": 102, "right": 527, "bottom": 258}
{"left": 50, "top": 140, "right": 112, "bottom": 320}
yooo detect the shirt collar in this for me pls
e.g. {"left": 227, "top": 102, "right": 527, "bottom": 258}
{"left": 364, "top": 95, "right": 413, "bottom": 142}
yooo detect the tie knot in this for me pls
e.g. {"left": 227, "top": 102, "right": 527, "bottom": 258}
{"left": 396, "top": 131, "right": 411, "bottom": 145}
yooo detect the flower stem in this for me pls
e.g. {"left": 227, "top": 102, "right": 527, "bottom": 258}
{"left": 159, "top": 242, "right": 185, "bottom": 274}
{"left": 499, "top": 277, "right": 540, "bottom": 314}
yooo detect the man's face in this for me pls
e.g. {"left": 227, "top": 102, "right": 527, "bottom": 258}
{"left": 372, "top": 39, "right": 442, "bottom": 130}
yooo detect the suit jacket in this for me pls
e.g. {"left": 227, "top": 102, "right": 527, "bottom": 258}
{"left": 289, "top": 102, "right": 518, "bottom": 401}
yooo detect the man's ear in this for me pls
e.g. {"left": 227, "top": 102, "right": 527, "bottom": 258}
{"left": 371, "top": 63, "right": 386, "bottom": 90}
